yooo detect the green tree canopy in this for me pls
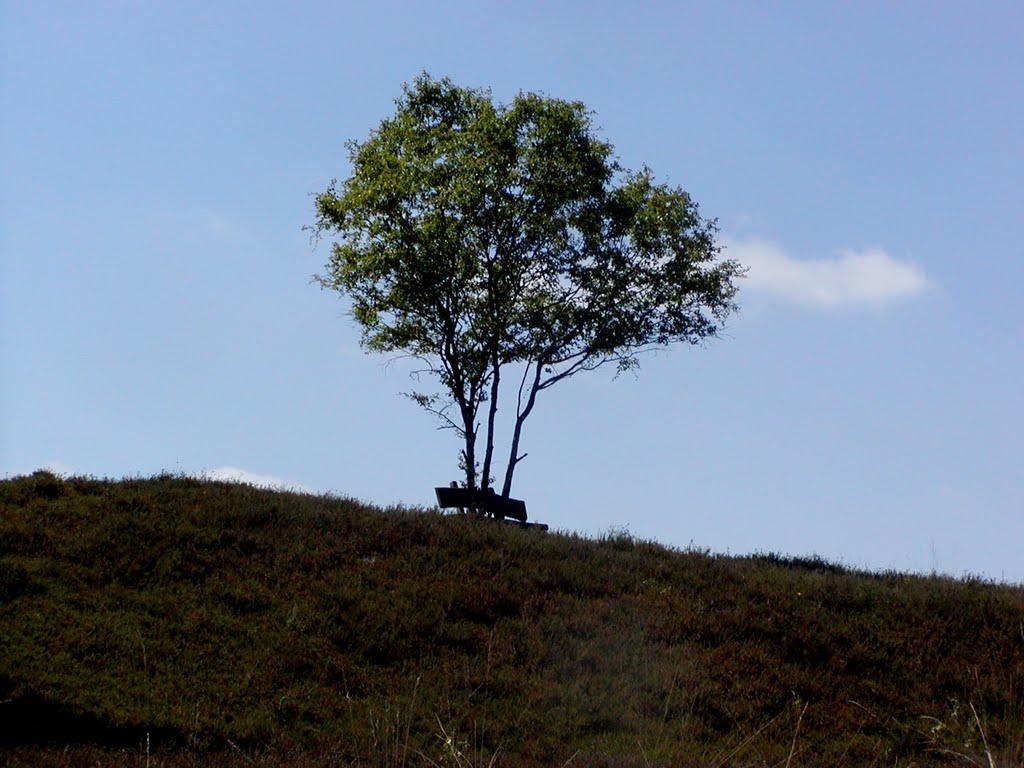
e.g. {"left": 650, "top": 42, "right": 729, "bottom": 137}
{"left": 314, "top": 74, "right": 743, "bottom": 501}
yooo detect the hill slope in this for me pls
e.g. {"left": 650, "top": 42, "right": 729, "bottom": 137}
{"left": 1, "top": 471, "right": 1022, "bottom": 767}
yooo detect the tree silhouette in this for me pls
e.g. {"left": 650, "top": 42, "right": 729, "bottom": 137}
{"left": 313, "top": 74, "right": 743, "bottom": 500}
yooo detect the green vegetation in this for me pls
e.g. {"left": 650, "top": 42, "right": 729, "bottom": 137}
{"left": 313, "top": 74, "right": 742, "bottom": 497}
{"left": 2, "top": 471, "right": 1022, "bottom": 766}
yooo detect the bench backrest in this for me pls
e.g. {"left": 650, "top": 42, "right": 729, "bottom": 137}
{"left": 434, "top": 486, "right": 529, "bottom": 523}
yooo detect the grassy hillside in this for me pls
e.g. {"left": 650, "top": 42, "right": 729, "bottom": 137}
{"left": 1, "top": 471, "right": 1022, "bottom": 767}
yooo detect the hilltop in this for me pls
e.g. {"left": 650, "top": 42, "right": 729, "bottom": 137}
{"left": 1, "top": 471, "right": 1022, "bottom": 766}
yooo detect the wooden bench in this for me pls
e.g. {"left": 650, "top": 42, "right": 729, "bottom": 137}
{"left": 434, "top": 485, "right": 547, "bottom": 531}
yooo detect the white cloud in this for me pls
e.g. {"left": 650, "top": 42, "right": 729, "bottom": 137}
{"left": 199, "top": 210, "right": 234, "bottom": 238}
{"left": 1, "top": 461, "right": 77, "bottom": 480}
{"left": 43, "top": 461, "right": 77, "bottom": 477}
{"left": 199, "top": 466, "right": 312, "bottom": 493}
{"left": 725, "top": 236, "right": 932, "bottom": 309}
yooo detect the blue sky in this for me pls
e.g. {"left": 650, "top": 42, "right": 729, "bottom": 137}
{"left": 2, "top": 1, "right": 1021, "bottom": 582}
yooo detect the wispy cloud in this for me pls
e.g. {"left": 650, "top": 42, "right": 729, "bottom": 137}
{"left": 725, "top": 236, "right": 932, "bottom": 309}
{"left": 199, "top": 466, "right": 312, "bottom": 493}
{"left": 199, "top": 209, "right": 235, "bottom": 238}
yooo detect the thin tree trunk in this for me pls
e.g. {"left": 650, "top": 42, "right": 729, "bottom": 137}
{"left": 461, "top": 403, "right": 477, "bottom": 492}
{"left": 480, "top": 357, "right": 500, "bottom": 491}
{"left": 501, "top": 361, "right": 543, "bottom": 498}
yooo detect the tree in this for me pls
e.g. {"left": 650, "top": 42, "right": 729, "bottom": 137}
{"left": 313, "top": 74, "right": 743, "bottom": 503}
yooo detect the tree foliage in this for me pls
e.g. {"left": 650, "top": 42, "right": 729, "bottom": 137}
{"left": 314, "top": 74, "right": 743, "bottom": 499}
